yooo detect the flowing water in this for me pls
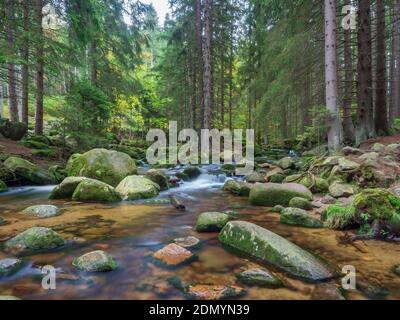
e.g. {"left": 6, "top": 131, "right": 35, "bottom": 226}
{"left": 0, "top": 167, "right": 399, "bottom": 300}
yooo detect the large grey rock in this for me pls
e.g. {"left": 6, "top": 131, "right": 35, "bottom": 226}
{"left": 219, "top": 221, "right": 333, "bottom": 281}
{"left": 249, "top": 183, "right": 313, "bottom": 207}
{"left": 22, "top": 205, "right": 60, "bottom": 218}
{"left": 67, "top": 148, "right": 137, "bottom": 187}
{"left": 4, "top": 157, "right": 55, "bottom": 185}
{"left": 145, "top": 169, "right": 169, "bottom": 191}
{"left": 116, "top": 175, "right": 160, "bottom": 200}
{"left": 329, "top": 181, "right": 355, "bottom": 198}
{"left": 245, "top": 172, "right": 266, "bottom": 183}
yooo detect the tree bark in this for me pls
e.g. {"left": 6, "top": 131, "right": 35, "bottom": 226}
{"left": 228, "top": 21, "right": 234, "bottom": 131}
{"left": 390, "top": 0, "right": 400, "bottom": 123}
{"left": 21, "top": 0, "right": 30, "bottom": 125}
{"left": 35, "top": 0, "right": 44, "bottom": 135}
{"left": 5, "top": 0, "right": 19, "bottom": 123}
{"left": 324, "top": 0, "right": 343, "bottom": 151}
{"left": 343, "top": 0, "right": 355, "bottom": 143}
{"left": 91, "top": 40, "right": 98, "bottom": 86}
{"left": 356, "top": 0, "right": 374, "bottom": 145}
{"left": 202, "top": 0, "right": 213, "bottom": 129}
{"left": 374, "top": 0, "right": 388, "bottom": 134}
{"left": 195, "top": 0, "right": 204, "bottom": 129}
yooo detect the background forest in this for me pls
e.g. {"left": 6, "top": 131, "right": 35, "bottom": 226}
{"left": 0, "top": 0, "right": 400, "bottom": 155}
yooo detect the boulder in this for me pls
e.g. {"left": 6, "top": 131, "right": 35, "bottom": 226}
{"left": 329, "top": 181, "right": 355, "bottom": 198}
{"left": 5, "top": 227, "right": 66, "bottom": 252}
{"left": 186, "top": 284, "right": 244, "bottom": 300}
{"left": 4, "top": 157, "right": 55, "bottom": 185}
{"left": 236, "top": 268, "right": 283, "bottom": 287}
{"left": 285, "top": 174, "right": 329, "bottom": 194}
{"left": 183, "top": 166, "right": 202, "bottom": 180}
{"left": 342, "top": 147, "right": 364, "bottom": 156}
{"left": 175, "top": 172, "right": 190, "bottom": 182}
{"left": 245, "top": 172, "right": 266, "bottom": 183}
{"left": 0, "top": 119, "right": 27, "bottom": 141}
{"left": 0, "top": 180, "right": 7, "bottom": 193}
{"left": 49, "top": 177, "right": 88, "bottom": 199}
{"left": 22, "top": 140, "right": 49, "bottom": 150}
{"left": 22, "top": 205, "right": 60, "bottom": 218}
{"left": 277, "top": 157, "right": 295, "bottom": 170}
{"left": 72, "top": 179, "right": 121, "bottom": 202}
{"left": 152, "top": 243, "right": 194, "bottom": 266}
{"left": 289, "top": 197, "right": 312, "bottom": 210}
{"left": 268, "top": 173, "right": 286, "bottom": 183}
{"left": 265, "top": 167, "right": 284, "bottom": 180}
{"left": 280, "top": 208, "right": 324, "bottom": 228}
{"left": 338, "top": 158, "right": 360, "bottom": 172}
{"left": 223, "top": 180, "right": 251, "bottom": 197}
{"left": 384, "top": 144, "right": 400, "bottom": 158}
{"left": 323, "top": 156, "right": 342, "bottom": 166}
{"left": 321, "top": 195, "right": 337, "bottom": 205}
{"left": 372, "top": 143, "right": 385, "bottom": 153}
{"left": 72, "top": 251, "right": 117, "bottom": 272}
{"left": 219, "top": 221, "right": 333, "bottom": 281}
{"left": 249, "top": 183, "right": 313, "bottom": 207}
{"left": 49, "top": 165, "right": 67, "bottom": 183}
{"left": 196, "top": 212, "right": 229, "bottom": 232}
{"left": 359, "top": 152, "right": 379, "bottom": 162}
{"left": 67, "top": 148, "right": 137, "bottom": 187}
{"left": 145, "top": 169, "right": 169, "bottom": 191}
{"left": 116, "top": 175, "right": 160, "bottom": 200}
{"left": 272, "top": 205, "right": 285, "bottom": 213}
{"left": 0, "top": 258, "right": 24, "bottom": 276}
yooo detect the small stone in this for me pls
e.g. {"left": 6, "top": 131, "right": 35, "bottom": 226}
{"left": 321, "top": 195, "right": 337, "bottom": 204}
{"left": 72, "top": 250, "right": 117, "bottom": 272}
{"left": 22, "top": 205, "right": 60, "bottom": 218}
{"left": 311, "top": 283, "right": 345, "bottom": 300}
{"left": 280, "top": 208, "right": 324, "bottom": 228}
{"left": 173, "top": 236, "right": 201, "bottom": 249}
{"left": 195, "top": 212, "right": 229, "bottom": 232}
{"left": 338, "top": 158, "right": 360, "bottom": 171}
{"left": 358, "top": 152, "right": 379, "bottom": 162}
{"left": 186, "top": 284, "right": 245, "bottom": 300}
{"left": 277, "top": 157, "right": 295, "bottom": 170}
{"left": 372, "top": 143, "right": 385, "bottom": 153}
{"left": 323, "top": 156, "right": 342, "bottom": 166}
{"left": 289, "top": 197, "right": 312, "bottom": 210}
{"left": 236, "top": 268, "right": 283, "bottom": 287}
{"left": 152, "top": 243, "right": 194, "bottom": 266}
{"left": 245, "top": 172, "right": 266, "bottom": 183}
{"left": 0, "top": 258, "right": 24, "bottom": 276}
{"left": 272, "top": 205, "right": 285, "bottom": 213}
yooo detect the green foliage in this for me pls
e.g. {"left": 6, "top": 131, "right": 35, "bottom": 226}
{"left": 324, "top": 205, "right": 356, "bottom": 230}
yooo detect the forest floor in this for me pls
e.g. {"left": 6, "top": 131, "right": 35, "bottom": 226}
{"left": 360, "top": 133, "right": 400, "bottom": 150}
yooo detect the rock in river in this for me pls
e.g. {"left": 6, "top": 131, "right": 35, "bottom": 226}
{"left": 183, "top": 166, "right": 201, "bottom": 180}
{"left": 22, "top": 205, "right": 60, "bottom": 218}
{"left": 174, "top": 236, "right": 201, "bottom": 249}
{"left": 186, "top": 284, "right": 244, "bottom": 300}
{"left": 289, "top": 197, "right": 312, "bottom": 210}
{"left": 4, "top": 157, "right": 55, "bottom": 185}
{"left": 223, "top": 180, "right": 251, "bottom": 197}
{"left": 49, "top": 177, "right": 88, "bottom": 199}
{"left": 195, "top": 212, "right": 229, "bottom": 232}
{"left": 236, "top": 268, "right": 283, "bottom": 287}
{"left": 249, "top": 183, "right": 313, "bottom": 207}
{"left": 67, "top": 148, "right": 137, "bottom": 187}
{"left": 0, "top": 258, "right": 24, "bottom": 276}
{"left": 280, "top": 208, "right": 324, "bottom": 228}
{"left": 72, "top": 250, "right": 117, "bottom": 272}
{"left": 152, "top": 243, "right": 194, "bottom": 267}
{"left": 5, "top": 227, "right": 66, "bottom": 252}
{"left": 219, "top": 221, "right": 333, "bottom": 281}
{"left": 72, "top": 179, "right": 121, "bottom": 202}
{"left": 145, "top": 169, "right": 169, "bottom": 191}
{"left": 116, "top": 175, "right": 160, "bottom": 200}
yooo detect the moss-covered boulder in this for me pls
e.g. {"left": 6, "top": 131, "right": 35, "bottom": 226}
{"left": 338, "top": 158, "right": 360, "bottom": 172}
{"left": 245, "top": 172, "right": 266, "bottom": 183}
{"left": 116, "top": 175, "right": 160, "bottom": 200}
{"left": 49, "top": 165, "right": 67, "bottom": 183}
{"left": 280, "top": 208, "right": 323, "bottom": 228}
{"left": 196, "top": 212, "right": 229, "bottom": 232}
{"left": 49, "top": 177, "right": 88, "bottom": 199}
{"left": 285, "top": 174, "right": 329, "bottom": 194}
{"left": 329, "top": 181, "right": 355, "bottom": 198}
{"left": 22, "top": 205, "right": 60, "bottom": 218}
{"left": 323, "top": 204, "right": 356, "bottom": 230}
{"left": 72, "top": 179, "right": 121, "bottom": 202}
{"left": 67, "top": 149, "right": 137, "bottom": 187}
{"left": 249, "top": 183, "right": 313, "bottom": 207}
{"left": 72, "top": 250, "right": 117, "bottom": 272}
{"left": 289, "top": 197, "right": 312, "bottom": 210}
{"left": 183, "top": 166, "right": 201, "bottom": 180}
{"left": 219, "top": 221, "right": 333, "bottom": 281}
{"left": 236, "top": 268, "right": 283, "bottom": 287}
{"left": 176, "top": 172, "right": 190, "bottom": 181}
{"left": 223, "top": 180, "right": 251, "bottom": 197}
{"left": 272, "top": 205, "right": 285, "bottom": 213}
{"left": 0, "top": 119, "right": 27, "bottom": 141}
{"left": 277, "top": 157, "right": 296, "bottom": 170}
{"left": 4, "top": 157, "right": 55, "bottom": 185}
{"left": 372, "top": 143, "right": 385, "bottom": 153}
{"left": 5, "top": 227, "right": 66, "bottom": 252}
{"left": 0, "top": 258, "right": 24, "bottom": 276}
{"left": 268, "top": 173, "right": 286, "bottom": 183}
{"left": 65, "top": 153, "right": 82, "bottom": 173}
{"left": 145, "top": 169, "right": 169, "bottom": 191}
{"left": 0, "top": 180, "right": 7, "bottom": 193}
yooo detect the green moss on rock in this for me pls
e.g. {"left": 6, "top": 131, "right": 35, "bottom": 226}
{"left": 116, "top": 175, "right": 160, "bottom": 200}
{"left": 0, "top": 180, "right": 7, "bottom": 193}
{"left": 223, "top": 180, "right": 251, "bottom": 197}
{"left": 72, "top": 179, "right": 121, "bottom": 202}
{"left": 145, "top": 169, "right": 169, "bottom": 191}
{"left": 49, "top": 177, "right": 88, "bottom": 199}
{"left": 280, "top": 208, "right": 323, "bottom": 228}
{"left": 183, "top": 166, "right": 201, "bottom": 180}
{"left": 196, "top": 212, "right": 229, "bottom": 232}
{"left": 72, "top": 250, "right": 117, "bottom": 272}
{"left": 289, "top": 197, "right": 312, "bottom": 210}
{"left": 236, "top": 268, "right": 283, "bottom": 287}
{"left": 4, "top": 157, "right": 55, "bottom": 185}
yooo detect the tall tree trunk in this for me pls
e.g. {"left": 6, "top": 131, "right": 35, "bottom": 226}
{"left": 195, "top": 0, "right": 204, "bottom": 128}
{"left": 390, "top": 0, "right": 400, "bottom": 123}
{"left": 219, "top": 51, "right": 224, "bottom": 128}
{"left": 374, "top": 0, "right": 388, "bottom": 134}
{"left": 91, "top": 40, "right": 98, "bottom": 86}
{"left": 228, "top": 21, "right": 234, "bottom": 131}
{"left": 190, "top": 50, "right": 197, "bottom": 129}
{"left": 5, "top": 0, "right": 19, "bottom": 123}
{"left": 202, "top": 0, "right": 213, "bottom": 129}
{"left": 324, "top": 0, "right": 343, "bottom": 152}
{"left": 21, "top": 0, "right": 30, "bottom": 125}
{"left": 0, "top": 82, "right": 4, "bottom": 118}
{"left": 343, "top": 0, "right": 355, "bottom": 143}
{"left": 356, "top": 0, "right": 374, "bottom": 145}
{"left": 35, "top": 0, "right": 44, "bottom": 135}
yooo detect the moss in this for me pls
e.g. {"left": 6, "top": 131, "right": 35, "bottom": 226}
{"left": 280, "top": 208, "right": 323, "bottom": 228}
{"left": 72, "top": 250, "right": 117, "bottom": 272}
{"left": 324, "top": 205, "right": 356, "bottom": 230}
{"left": 145, "top": 170, "right": 169, "bottom": 191}
{"left": 195, "top": 212, "right": 229, "bottom": 232}
{"left": 289, "top": 197, "right": 312, "bottom": 210}
{"left": 22, "top": 140, "right": 49, "bottom": 150}
{"left": 4, "top": 157, "right": 55, "bottom": 185}
{"left": 32, "top": 149, "right": 57, "bottom": 158}
{"left": 72, "top": 179, "right": 121, "bottom": 202}
{"left": 0, "top": 180, "right": 7, "bottom": 193}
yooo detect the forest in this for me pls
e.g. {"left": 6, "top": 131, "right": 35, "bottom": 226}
{"left": 0, "top": 0, "right": 400, "bottom": 301}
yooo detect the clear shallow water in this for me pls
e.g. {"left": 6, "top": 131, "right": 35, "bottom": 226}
{"left": 0, "top": 170, "right": 400, "bottom": 300}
